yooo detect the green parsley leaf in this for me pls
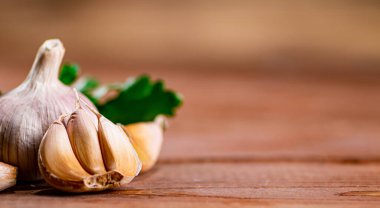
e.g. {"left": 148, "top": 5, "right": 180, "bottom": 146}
{"left": 59, "top": 64, "right": 79, "bottom": 85}
{"left": 98, "top": 75, "right": 183, "bottom": 124}
{"left": 59, "top": 63, "right": 183, "bottom": 125}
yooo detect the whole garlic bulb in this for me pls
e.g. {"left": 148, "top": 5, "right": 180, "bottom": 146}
{"left": 0, "top": 39, "right": 96, "bottom": 181}
{"left": 38, "top": 95, "right": 141, "bottom": 192}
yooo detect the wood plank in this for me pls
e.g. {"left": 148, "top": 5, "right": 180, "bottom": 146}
{"left": 1, "top": 162, "right": 380, "bottom": 207}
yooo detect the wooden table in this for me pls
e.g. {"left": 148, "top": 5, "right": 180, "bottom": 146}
{"left": 1, "top": 67, "right": 380, "bottom": 207}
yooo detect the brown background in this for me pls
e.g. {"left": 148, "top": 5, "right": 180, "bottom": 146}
{"left": 1, "top": 0, "right": 380, "bottom": 207}
{"left": 1, "top": 0, "right": 380, "bottom": 79}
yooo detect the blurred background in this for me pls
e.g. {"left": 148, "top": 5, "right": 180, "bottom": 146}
{"left": 1, "top": 0, "right": 380, "bottom": 161}
{"left": 1, "top": 0, "right": 380, "bottom": 77}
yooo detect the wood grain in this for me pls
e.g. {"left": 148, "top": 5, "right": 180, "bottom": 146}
{"left": 2, "top": 162, "right": 380, "bottom": 207}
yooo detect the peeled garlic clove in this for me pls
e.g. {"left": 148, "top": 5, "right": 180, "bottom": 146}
{"left": 98, "top": 116, "right": 141, "bottom": 185}
{"left": 121, "top": 118, "right": 164, "bottom": 173}
{"left": 0, "top": 39, "right": 96, "bottom": 181}
{"left": 67, "top": 108, "right": 106, "bottom": 175}
{"left": 0, "top": 162, "right": 17, "bottom": 191}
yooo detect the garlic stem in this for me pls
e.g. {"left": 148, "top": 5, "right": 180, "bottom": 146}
{"left": 25, "top": 39, "right": 65, "bottom": 88}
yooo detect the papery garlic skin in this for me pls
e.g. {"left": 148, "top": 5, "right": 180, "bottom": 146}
{"left": 38, "top": 99, "right": 141, "bottom": 193}
{"left": 0, "top": 162, "right": 17, "bottom": 191}
{"left": 122, "top": 118, "right": 164, "bottom": 173}
{"left": 0, "top": 39, "right": 96, "bottom": 181}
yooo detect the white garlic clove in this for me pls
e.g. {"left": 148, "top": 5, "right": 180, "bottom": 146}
{"left": 66, "top": 108, "right": 106, "bottom": 175}
{"left": 121, "top": 118, "right": 164, "bottom": 173}
{"left": 97, "top": 116, "right": 141, "bottom": 185}
{"left": 0, "top": 162, "right": 17, "bottom": 191}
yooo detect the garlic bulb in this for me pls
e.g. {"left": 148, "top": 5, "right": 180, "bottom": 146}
{"left": 0, "top": 162, "right": 17, "bottom": 191}
{"left": 38, "top": 94, "right": 141, "bottom": 192}
{"left": 0, "top": 39, "right": 96, "bottom": 181}
{"left": 121, "top": 117, "right": 165, "bottom": 173}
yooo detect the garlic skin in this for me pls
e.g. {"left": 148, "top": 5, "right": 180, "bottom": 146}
{"left": 121, "top": 117, "right": 164, "bottom": 173}
{"left": 0, "top": 39, "right": 96, "bottom": 181}
{"left": 0, "top": 162, "right": 17, "bottom": 191}
{"left": 38, "top": 99, "right": 141, "bottom": 193}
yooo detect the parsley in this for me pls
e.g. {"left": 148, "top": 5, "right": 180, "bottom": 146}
{"left": 59, "top": 63, "right": 183, "bottom": 124}
{"left": 59, "top": 64, "right": 79, "bottom": 85}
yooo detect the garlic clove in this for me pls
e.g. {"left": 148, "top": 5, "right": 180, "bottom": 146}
{"left": 38, "top": 94, "right": 141, "bottom": 193}
{"left": 38, "top": 117, "right": 90, "bottom": 181}
{"left": 0, "top": 162, "right": 17, "bottom": 191}
{"left": 121, "top": 118, "right": 164, "bottom": 173}
{"left": 97, "top": 116, "right": 141, "bottom": 185}
{"left": 38, "top": 116, "right": 123, "bottom": 193}
{"left": 66, "top": 108, "right": 106, "bottom": 175}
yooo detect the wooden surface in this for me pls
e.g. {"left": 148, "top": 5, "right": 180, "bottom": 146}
{"left": 1, "top": 67, "right": 380, "bottom": 207}
{"left": 1, "top": 1, "right": 380, "bottom": 206}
